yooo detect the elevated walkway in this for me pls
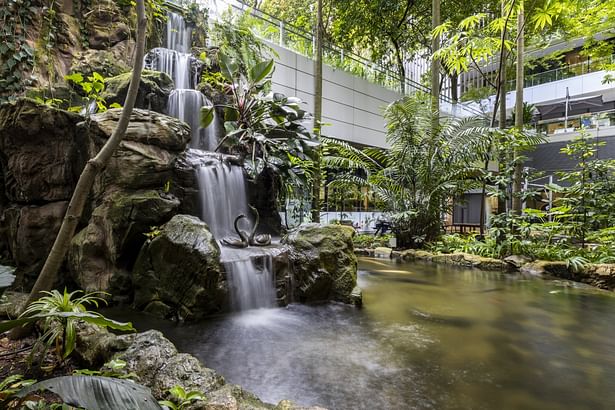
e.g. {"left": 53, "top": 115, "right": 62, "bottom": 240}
{"left": 184, "top": 0, "right": 483, "bottom": 147}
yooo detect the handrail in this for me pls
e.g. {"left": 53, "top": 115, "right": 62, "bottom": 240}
{"left": 171, "top": 0, "right": 485, "bottom": 117}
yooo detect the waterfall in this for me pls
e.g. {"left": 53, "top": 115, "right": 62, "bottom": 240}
{"left": 197, "top": 160, "right": 250, "bottom": 239}
{"left": 149, "top": 10, "right": 277, "bottom": 312}
{"left": 224, "top": 255, "right": 276, "bottom": 311}
{"left": 166, "top": 12, "right": 192, "bottom": 53}
{"left": 168, "top": 90, "right": 218, "bottom": 150}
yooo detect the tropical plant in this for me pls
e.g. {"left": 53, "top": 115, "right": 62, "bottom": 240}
{"left": 65, "top": 72, "right": 121, "bottom": 114}
{"left": 0, "top": 374, "right": 36, "bottom": 404}
{"left": 9, "top": 376, "right": 161, "bottom": 410}
{"left": 159, "top": 385, "right": 206, "bottom": 410}
{"left": 546, "top": 134, "right": 615, "bottom": 246}
{"left": 0, "top": 289, "right": 134, "bottom": 362}
{"left": 209, "top": 8, "right": 275, "bottom": 73}
{"left": 200, "top": 53, "right": 318, "bottom": 203}
{"left": 74, "top": 359, "right": 137, "bottom": 380}
{"left": 325, "top": 94, "right": 493, "bottom": 246}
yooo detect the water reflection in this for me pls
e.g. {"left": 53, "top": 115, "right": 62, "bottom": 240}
{"left": 112, "top": 258, "right": 615, "bottom": 409}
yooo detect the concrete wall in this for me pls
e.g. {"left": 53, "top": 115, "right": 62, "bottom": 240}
{"left": 269, "top": 43, "right": 401, "bottom": 148}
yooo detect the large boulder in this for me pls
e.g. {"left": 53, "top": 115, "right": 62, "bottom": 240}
{"left": 113, "top": 331, "right": 224, "bottom": 399}
{"left": 102, "top": 70, "right": 174, "bottom": 114}
{"left": 84, "top": 108, "right": 191, "bottom": 193}
{"left": 2, "top": 202, "right": 67, "bottom": 289}
{"left": 68, "top": 190, "right": 180, "bottom": 297}
{"left": 132, "top": 215, "right": 226, "bottom": 320}
{"left": 0, "top": 99, "right": 86, "bottom": 203}
{"left": 70, "top": 39, "right": 135, "bottom": 79}
{"left": 283, "top": 224, "right": 358, "bottom": 304}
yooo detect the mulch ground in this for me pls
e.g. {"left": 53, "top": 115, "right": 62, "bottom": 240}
{"left": 1, "top": 331, "right": 78, "bottom": 407}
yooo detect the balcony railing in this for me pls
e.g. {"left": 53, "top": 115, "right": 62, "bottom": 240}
{"left": 204, "top": 0, "right": 484, "bottom": 117}
{"left": 508, "top": 55, "right": 615, "bottom": 90}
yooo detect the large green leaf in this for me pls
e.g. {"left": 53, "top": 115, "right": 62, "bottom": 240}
{"left": 249, "top": 59, "right": 274, "bottom": 84}
{"left": 16, "top": 376, "right": 162, "bottom": 410}
{"left": 219, "top": 53, "right": 238, "bottom": 82}
{"left": 200, "top": 106, "right": 215, "bottom": 128}
{"left": 0, "top": 311, "right": 134, "bottom": 334}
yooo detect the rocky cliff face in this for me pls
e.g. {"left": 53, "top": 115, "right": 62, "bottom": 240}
{"left": 0, "top": 99, "right": 192, "bottom": 293}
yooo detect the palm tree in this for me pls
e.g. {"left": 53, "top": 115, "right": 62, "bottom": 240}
{"left": 324, "top": 95, "right": 493, "bottom": 246}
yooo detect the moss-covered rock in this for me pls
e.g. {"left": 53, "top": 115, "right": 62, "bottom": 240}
{"left": 132, "top": 215, "right": 226, "bottom": 320}
{"left": 283, "top": 224, "right": 358, "bottom": 304}
{"left": 102, "top": 70, "right": 174, "bottom": 114}
{"left": 85, "top": 0, "right": 130, "bottom": 50}
{"left": 70, "top": 40, "right": 135, "bottom": 79}
{"left": 68, "top": 190, "right": 180, "bottom": 296}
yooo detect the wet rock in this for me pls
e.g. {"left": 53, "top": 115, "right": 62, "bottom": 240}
{"left": 504, "top": 254, "right": 532, "bottom": 269}
{"left": 520, "top": 260, "right": 569, "bottom": 277}
{"left": 374, "top": 247, "right": 392, "bottom": 258}
{"left": 73, "top": 323, "right": 133, "bottom": 368}
{"left": 70, "top": 39, "right": 135, "bottom": 79}
{"left": 68, "top": 190, "right": 180, "bottom": 295}
{"left": 102, "top": 70, "right": 174, "bottom": 114}
{"left": 0, "top": 98, "right": 86, "bottom": 202}
{"left": 113, "top": 330, "right": 224, "bottom": 398}
{"left": 0, "top": 291, "right": 28, "bottom": 319}
{"left": 283, "top": 224, "right": 357, "bottom": 304}
{"left": 132, "top": 215, "right": 226, "bottom": 320}
{"left": 350, "top": 286, "right": 363, "bottom": 307}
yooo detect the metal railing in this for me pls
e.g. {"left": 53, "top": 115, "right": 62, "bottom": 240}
{"left": 508, "top": 55, "right": 615, "bottom": 90}
{"left": 202, "top": 0, "right": 484, "bottom": 117}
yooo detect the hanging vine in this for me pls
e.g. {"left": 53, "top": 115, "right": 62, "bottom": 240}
{"left": 0, "top": 0, "right": 36, "bottom": 101}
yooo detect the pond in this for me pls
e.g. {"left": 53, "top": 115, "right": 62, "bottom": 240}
{"left": 118, "top": 258, "right": 615, "bottom": 409}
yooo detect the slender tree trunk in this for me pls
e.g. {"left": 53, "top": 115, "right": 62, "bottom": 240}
{"left": 497, "top": 0, "right": 508, "bottom": 215}
{"left": 512, "top": 6, "right": 524, "bottom": 213}
{"left": 431, "top": 0, "right": 440, "bottom": 118}
{"left": 311, "top": 0, "right": 323, "bottom": 223}
{"left": 10, "top": 0, "right": 147, "bottom": 339}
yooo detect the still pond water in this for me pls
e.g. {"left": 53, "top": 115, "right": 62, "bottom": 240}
{"left": 122, "top": 258, "right": 615, "bottom": 409}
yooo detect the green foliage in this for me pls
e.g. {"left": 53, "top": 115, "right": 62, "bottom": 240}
{"left": 13, "top": 376, "right": 161, "bottom": 410}
{"left": 0, "top": 0, "right": 36, "bottom": 101}
{"left": 209, "top": 9, "right": 275, "bottom": 73}
{"left": 200, "top": 70, "right": 227, "bottom": 93}
{"left": 74, "top": 359, "right": 137, "bottom": 380}
{"left": 0, "top": 289, "right": 134, "bottom": 362}
{"left": 353, "top": 234, "right": 393, "bottom": 249}
{"left": 144, "top": 226, "right": 163, "bottom": 239}
{"left": 200, "top": 53, "right": 318, "bottom": 203}
{"left": 0, "top": 374, "right": 36, "bottom": 404}
{"left": 65, "top": 72, "right": 121, "bottom": 113}
{"left": 325, "top": 94, "right": 493, "bottom": 247}
{"left": 159, "top": 385, "right": 206, "bottom": 410}
{"left": 548, "top": 134, "right": 615, "bottom": 245}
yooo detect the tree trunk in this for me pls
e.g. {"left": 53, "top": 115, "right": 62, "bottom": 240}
{"left": 431, "top": 0, "right": 440, "bottom": 118}
{"left": 497, "top": 0, "right": 508, "bottom": 215}
{"left": 512, "top": 7, "right": 524, "bottom": 213}
{"left": 10, "top": 0, "right": 147, "bottom": 339}
{"left": 311, "top": 0, "right": 324, "bottom": 223}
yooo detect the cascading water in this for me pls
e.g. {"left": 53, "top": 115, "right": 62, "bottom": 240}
{"left": 196, "top": 160, "right": 250, "bottom": 239}
{"left": 152, "top": 11, "right": 277, "bottom": 312}
{"left": 168, "top": 90, "right": 218, "bottom": 150}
